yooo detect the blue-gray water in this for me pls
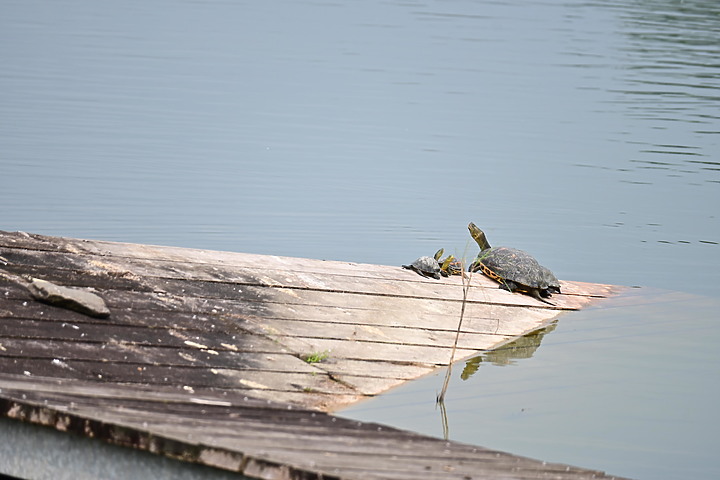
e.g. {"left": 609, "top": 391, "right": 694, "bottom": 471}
{"left": 1, "top": 1, "right": 718, "bottom": 479}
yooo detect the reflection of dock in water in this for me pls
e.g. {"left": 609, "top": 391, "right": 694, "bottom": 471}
{"left": 0, "top": 230, "right": 628, "bottom": 479}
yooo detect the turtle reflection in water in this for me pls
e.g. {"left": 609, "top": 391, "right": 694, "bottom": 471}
{"left": 461, "top": 322, "right": 558, "bottom": 380}
{"left": 468, "top": 222, "right": 560, "bottom": 304}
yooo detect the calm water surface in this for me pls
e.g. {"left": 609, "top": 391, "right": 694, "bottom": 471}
{"left": 1, "top": 1, "right": 718, "bottom": 479}
{"left": 343, "top": 291, "right": 720, "bottom": 479}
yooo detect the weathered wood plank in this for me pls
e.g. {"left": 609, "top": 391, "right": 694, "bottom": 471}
{"left": 1, "top": 234, "right": 618, "bottom": 306}
{"left": 262, "top": 335, "right": 480, "bottom": 365}
{"left": 0, "top": 314, "right": 277, "bottom": 351}
{"left": 313, "top": 358, "right": 434, "bottom": 380}
{"left": 0, "top": 373, "right": 628, "bottom": 480}
{"left": 0, "top": 229, "right": 625, "bottom": 412}
{"left": 0, "top": 230, "right": 621, "bottom": 297}
{"left": 2, "top": 286, "right": 556, "bottom": 344}
{"left": 0, "top": 231, "right": 630, "bottom": 479}
{"left": 0, "top": 358, "right": 357, "bottom": 396}
{"left": 0, "top": 336, "right": 318, "bottom": 373}
{"left": 241, "top": 316, "right": 514, "bottom": 349}
{"left": 2, "top": 266, "right": 565, "bottom": 333}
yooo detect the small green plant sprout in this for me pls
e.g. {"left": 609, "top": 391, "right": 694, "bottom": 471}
{"left": 303, "top": 350, "right": 329, "bottom": 364}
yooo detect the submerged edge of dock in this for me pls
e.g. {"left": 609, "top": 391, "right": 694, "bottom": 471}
{"left": 0, "top": 230, "right": 629, "bottom": 480}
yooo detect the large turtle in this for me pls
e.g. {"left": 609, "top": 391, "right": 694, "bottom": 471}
{"left": 467, "top": 222, "right": 560, "bottom": 304}
{"left": 539, "top": 265, "right": 561, "bottom": 294}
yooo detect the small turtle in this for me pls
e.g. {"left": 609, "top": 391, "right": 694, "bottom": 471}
{"left": 467, "top": 222, "right": 560, "bottom": 304}
{"left": 432, "top": 248, "right": 463, "bottom": 277}
{"left": 402, "top": 255, "right": 442, "bottom": 280}
{"left": 439, "top": 254, "right": 463, "bottom": 276}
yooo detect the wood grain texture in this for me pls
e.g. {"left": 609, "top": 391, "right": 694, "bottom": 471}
{"left": 0, "top": 374, "right": 628, "bottom": 480}
{"left": 0, "top": 230, "right": 622, "bottom": 411}
{"left": 0, "top": 230, "right": 629, "bottom": 479}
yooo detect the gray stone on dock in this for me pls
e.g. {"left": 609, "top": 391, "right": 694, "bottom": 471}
{"left": 27, "top": 277, "right": 110, "bottom": 318}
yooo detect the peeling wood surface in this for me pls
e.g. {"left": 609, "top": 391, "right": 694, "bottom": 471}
{"left": 0, "top": 230, "right": 622, "bottom": 410}
{"left": 0, "top": 374, "right": 627, "bottom": 480}
{"left": 0, "top": 230, "right": 628, "bottom": 479}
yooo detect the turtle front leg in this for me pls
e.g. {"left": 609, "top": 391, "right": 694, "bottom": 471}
{"left": 529, "top": 288, "right": 555, "bottom": 306}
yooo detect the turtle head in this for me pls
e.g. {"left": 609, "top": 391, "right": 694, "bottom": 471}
{"left": 468, "top": 222, "right": 491, "bottom": 250}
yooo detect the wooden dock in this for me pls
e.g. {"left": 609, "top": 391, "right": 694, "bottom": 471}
{"left": 0, "top": 230, "right": 628, "bottom": 479}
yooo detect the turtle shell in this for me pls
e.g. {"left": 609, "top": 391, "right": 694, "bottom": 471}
{"left": 471, "top": 247, "right": 553, "bottom": 292}
{"left": 440, "top": 255, "right": 463, "bottom": 276}
{"left": 403, "top": 256, "right": 442, "bottom": 280}
{"left": 539, "top": 265, "right": 561, "bottom": 294}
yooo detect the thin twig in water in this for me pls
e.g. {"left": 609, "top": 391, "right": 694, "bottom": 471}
{"left": 439, "top": 397, "right": 449, "bottom": 440}
{"left": 436, "top": 261, "right": 472, "bottom": 404}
